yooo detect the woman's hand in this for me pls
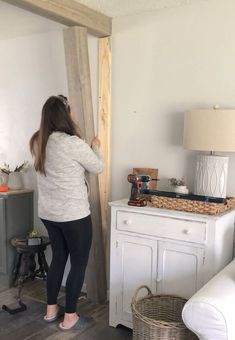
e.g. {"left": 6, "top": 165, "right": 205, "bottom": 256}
{"left": 91, "top": 136, "right": 101, "bottom": 148}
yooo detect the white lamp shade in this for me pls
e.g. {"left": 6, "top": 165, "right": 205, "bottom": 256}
{"left": 183, "top": 109, "right": 235, "bottom": 152}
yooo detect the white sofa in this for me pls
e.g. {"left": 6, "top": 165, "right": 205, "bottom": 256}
{"left": 182, "top": 259, "right": 235, "bottom": 340}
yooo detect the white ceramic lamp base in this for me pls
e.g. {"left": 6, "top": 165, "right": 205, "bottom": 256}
{"left": 194, "top": 155, "right": 228, "bottom": 198}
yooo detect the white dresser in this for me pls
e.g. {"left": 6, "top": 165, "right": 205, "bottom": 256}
{"left": 109, "top": 199, "right": 235, "bottom": 329}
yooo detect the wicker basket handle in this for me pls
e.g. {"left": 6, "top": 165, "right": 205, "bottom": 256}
{"left": 132, "top": 285, "right": 153, "bottom": 305}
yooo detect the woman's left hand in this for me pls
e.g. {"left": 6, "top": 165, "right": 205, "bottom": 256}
{"left": 91, "top": 137, "right": 101, "bottom": 148}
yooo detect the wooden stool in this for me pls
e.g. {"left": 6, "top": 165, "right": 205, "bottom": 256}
{"left": 2, "top": 236, "right": 50, "bottom": 314}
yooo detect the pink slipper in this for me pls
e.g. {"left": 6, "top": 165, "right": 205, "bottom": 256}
{"left": 44, "top": 305, "right": 65, "bottom": 323}
{"left": 59, "top": 315, "right": 94, "bottom": 331}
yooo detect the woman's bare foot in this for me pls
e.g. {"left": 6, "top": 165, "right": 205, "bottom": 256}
{"left": 59, "top": 313, "right": 79, "bottom": 329}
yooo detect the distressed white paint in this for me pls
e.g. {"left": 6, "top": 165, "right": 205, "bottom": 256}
{"left": 109, "top": 200, "right": 235, "bottom": 328}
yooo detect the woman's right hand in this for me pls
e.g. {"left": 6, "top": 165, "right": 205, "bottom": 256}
{"left": 91, "top": 136, "right": 101, "bottom": 148}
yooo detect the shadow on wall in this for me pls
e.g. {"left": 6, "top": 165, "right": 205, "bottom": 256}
{"left": 184, "top": 152, "right": 196, "bottom": 193}
{"left": 168, "top": 111, "right": 184, "bottom": 146}
{"left": 22, "top": 164, "right": 48, "bottom": 237}
{"left": 22, "top": 164, "right": 52, "bottom": 271}
{"left": 22, "top": 164, "right": 37, "bottom": 190}
{"left": 166, "top": 110, "right": 196, "bottom": 193}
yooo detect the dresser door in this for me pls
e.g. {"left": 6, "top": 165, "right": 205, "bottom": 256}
{"left": 157, "top": 241, "right": 204, "bottom": 299}
{"left": 115, "top": 234, "right": 157, "bottom": 324}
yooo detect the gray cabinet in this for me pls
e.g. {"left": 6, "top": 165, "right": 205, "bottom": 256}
{"left": 0, "top": 190, "right": 33, "bottom": 289}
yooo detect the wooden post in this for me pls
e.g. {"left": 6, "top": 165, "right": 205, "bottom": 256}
{"left": 63, "top": 26, "right": 107, "bottom": 303}
{"left": 98, "top": 37, "right": 111, "bottom": 251}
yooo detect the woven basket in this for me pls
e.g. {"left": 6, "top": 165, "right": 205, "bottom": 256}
{"left": 131, "top": 286, "right": 198, "bottom": 340}
{"left": 151, "top": 195, "right": 235, "bottom": 215}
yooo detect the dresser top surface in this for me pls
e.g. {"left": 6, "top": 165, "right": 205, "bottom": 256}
{"left": 109, "top": 199, "right": 235, "bottom": 221}
{"left": 0, "top": 189, "right": 33, "bottom": 197}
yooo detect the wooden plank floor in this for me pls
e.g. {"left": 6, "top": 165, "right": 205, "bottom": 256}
{"left": 0, "top": 280, "right": 132, "bottom": 340}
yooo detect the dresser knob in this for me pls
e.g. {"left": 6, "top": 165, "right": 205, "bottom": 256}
{"left": 183, "top": 229, "right": 191, "bottom": 235}
{"left": 156, "top": 277, "right": 162, "bottom": 283}
{"left": 123, "top": 219, "right": 132, "bottom": 225}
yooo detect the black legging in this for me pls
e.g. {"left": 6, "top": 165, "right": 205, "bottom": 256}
{"left": 41, "top": 215, "right": 92, "bottom": 313}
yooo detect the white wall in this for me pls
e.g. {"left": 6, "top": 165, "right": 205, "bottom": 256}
{"left": 111, "top": 0, "right": 235, "bottom": 200}
{"left": 0, "top": 28, "right": 99, "bottom": 233}
{"left": 0, "top": 1, "right": 64, "bottom": 40}
{"left": 0, "top": 29, "right": 69, "bottom": 234}
{"left": 0, "top": 25, "right": 98, "bottom": 286}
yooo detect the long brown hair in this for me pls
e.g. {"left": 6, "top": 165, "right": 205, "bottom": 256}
{"left": 30, "top": 95, "right": 81, "bottom": 174}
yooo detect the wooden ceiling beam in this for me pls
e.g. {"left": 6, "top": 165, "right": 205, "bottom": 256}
{"left": 3, "top": 0, "right": 112, "bottom": 37}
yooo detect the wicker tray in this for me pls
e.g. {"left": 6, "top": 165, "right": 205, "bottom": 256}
{"left": 131, "top": 285, "right": 198, "bottom": 340}
{"left": 150, "top": 195, "right": 235, "bottom": 215}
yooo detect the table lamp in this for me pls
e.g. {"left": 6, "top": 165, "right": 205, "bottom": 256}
{"left": 183, "top": 106, "right": 235, "bottom": 198}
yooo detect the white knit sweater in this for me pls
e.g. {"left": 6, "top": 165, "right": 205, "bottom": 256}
{"left": 37, "top": 132, "right": 103, "bottom": 222}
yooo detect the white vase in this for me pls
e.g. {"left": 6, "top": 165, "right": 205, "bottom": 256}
{"left": 194, "top": 155, "right": 228, "bottom": 198}
{"left": 8, "top": 172, "right": 23, "bottom": 190}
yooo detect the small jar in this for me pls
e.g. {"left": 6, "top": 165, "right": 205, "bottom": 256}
{"left": 7, "top": 172, "right": 23, "bottom": 190}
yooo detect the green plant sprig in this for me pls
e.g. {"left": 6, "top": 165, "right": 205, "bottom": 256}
{"left": 0, "top": 161, "right": 28, "bottom": 174}
{"left": 14, "top": 161, "right": 28, "bottom": 172}
{"left": 169, "top": 177, "right": 185, "bottom": 187}
{"left": 0, "top": 163, "right": 10, "bottom": 175}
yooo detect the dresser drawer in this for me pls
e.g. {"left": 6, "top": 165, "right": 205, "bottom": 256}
{"left": 116, "top": 211, "right": 206, "bottom": 244}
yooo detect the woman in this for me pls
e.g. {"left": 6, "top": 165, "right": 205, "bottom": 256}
{"left": 30, "top": 95, "right": 103, "bottom": 330}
